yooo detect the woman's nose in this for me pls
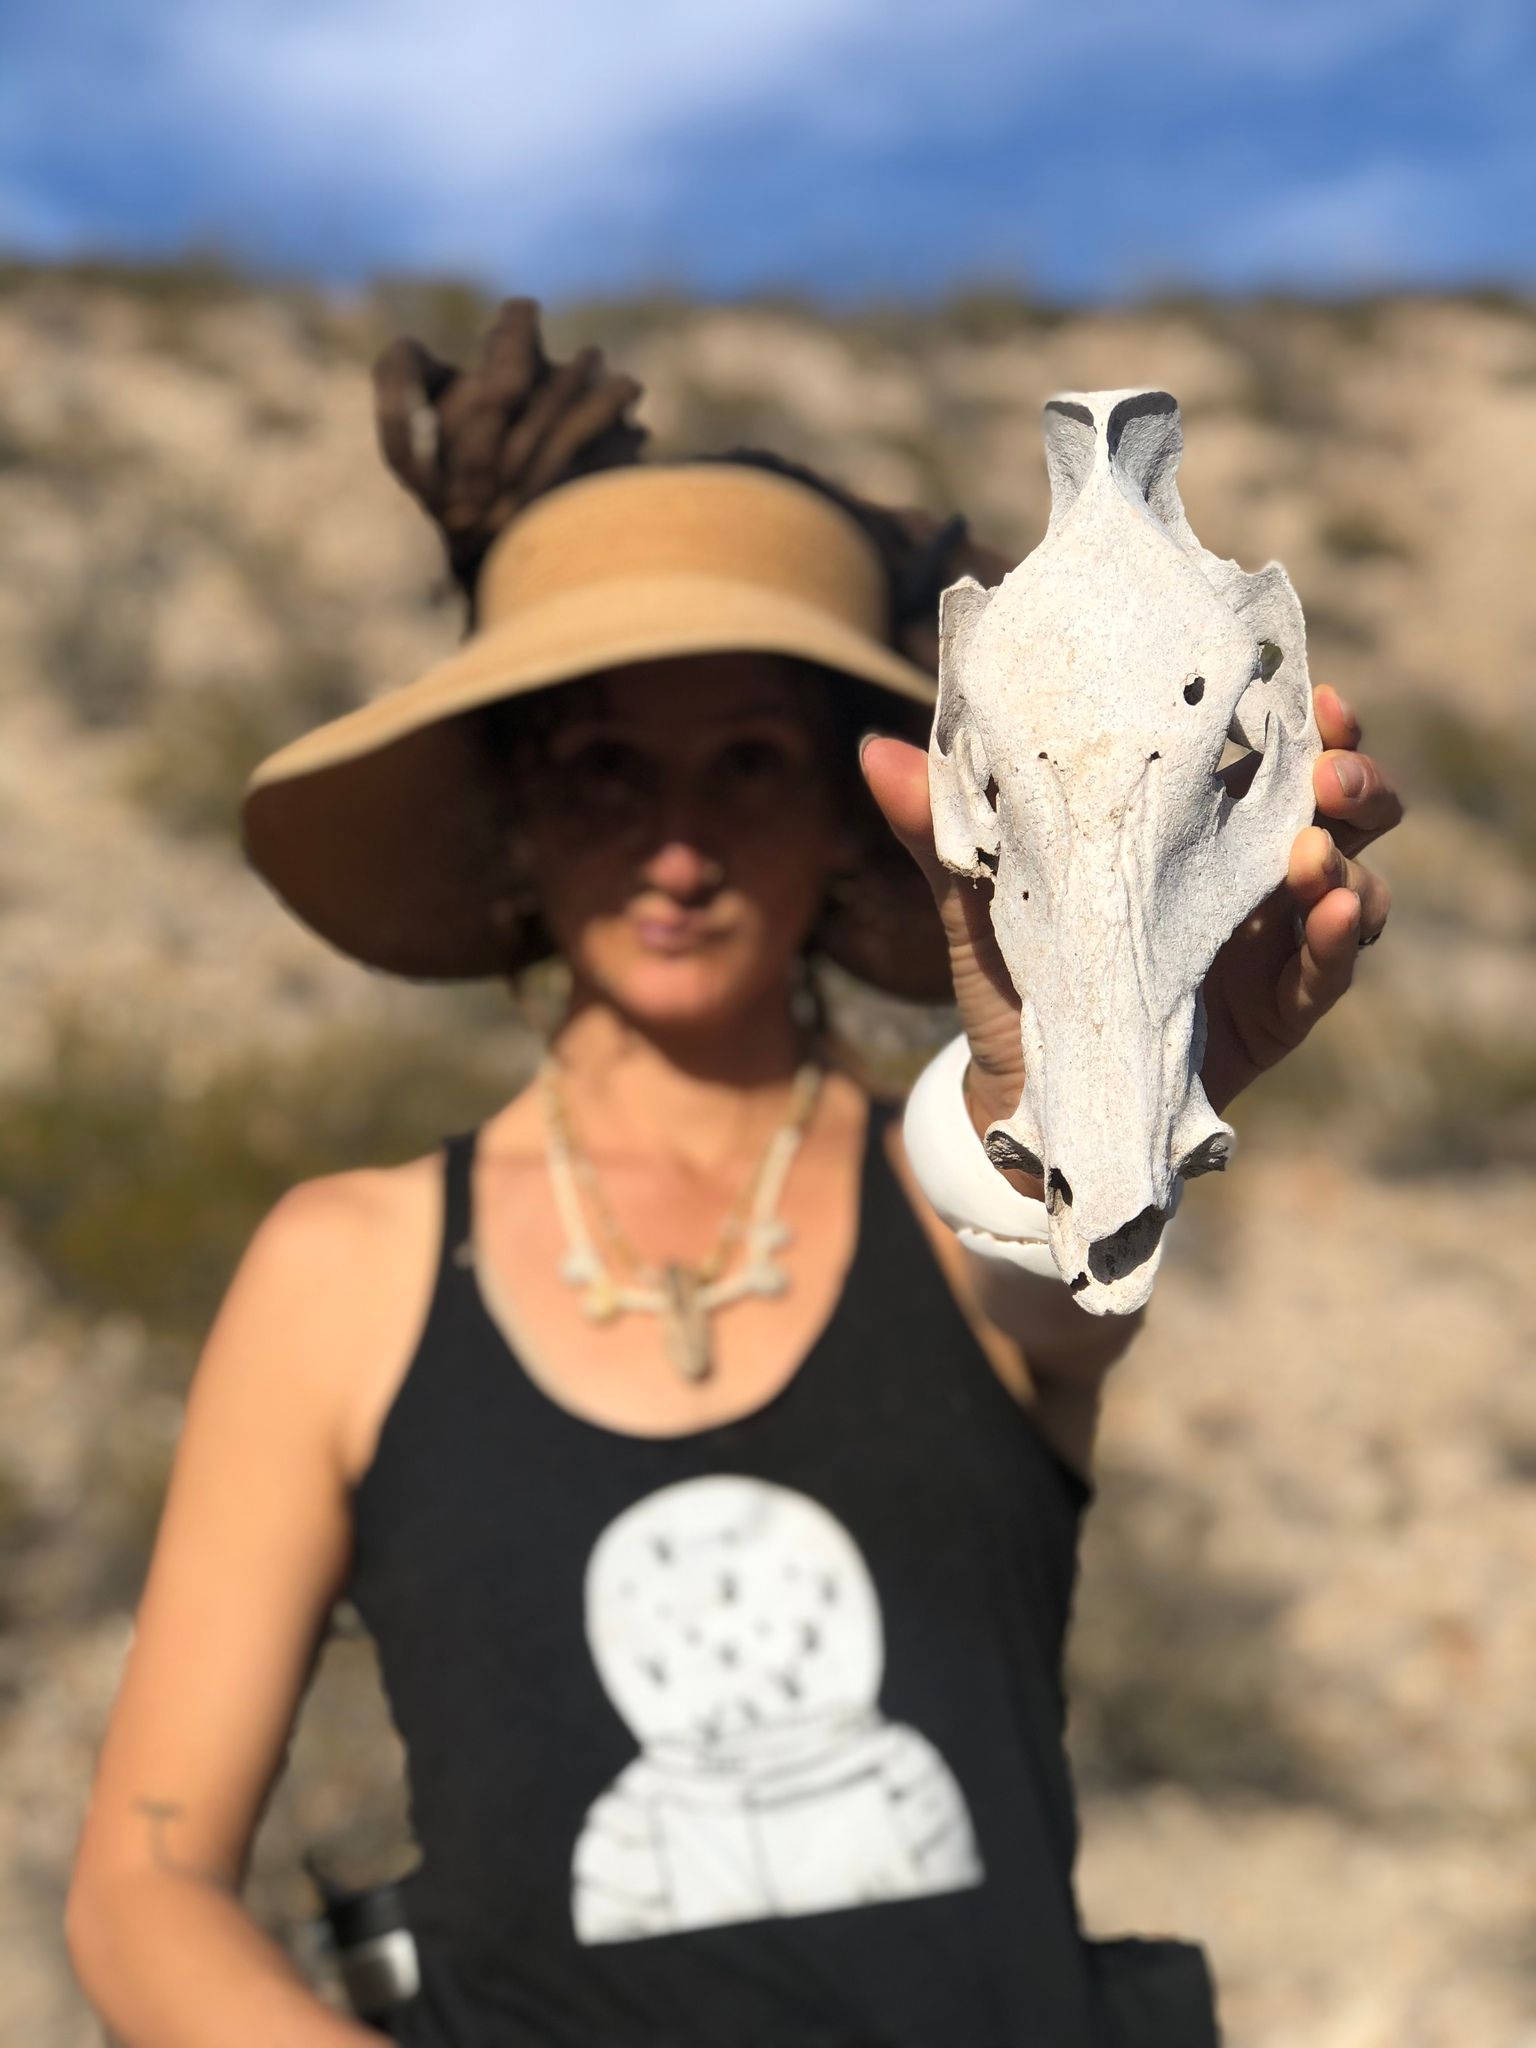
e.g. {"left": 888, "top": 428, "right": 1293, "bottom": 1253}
{"left": 641, "top": 836, "right": 726, "bottom": 903}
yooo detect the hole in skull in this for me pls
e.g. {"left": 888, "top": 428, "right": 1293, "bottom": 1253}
{"left": 984, "top": 1125, "right": 1044, "bottom": 1178}
{"left": 1088, "top": 1204, "right": 1168, "bottom": 1285}
{"left": 1257, "top": 639, "right": 1284, "bottom": 681}
{"left": 1046, "top": 1166, "right": 1073, "bottom": 1210}
{"left": 1037, "top": 750, "right": 1048, "bottom": 761}
{"left": 1184, "top": 676, "right": 1205, "bottom": 705}
{"left": 1216, "top": 681, "right": 1266, "bottom": 798}
{"left": 1216, "top": 743, "right": 1263, "bottom": 801}
{"left": 976, "top": 846, "right": 999, "bottom": 874}
{"left": 1215, "top": 739, "right": 1261, "bottom": 791}
{"left": 983, "top": 776, "right": 999, "bottom": 811}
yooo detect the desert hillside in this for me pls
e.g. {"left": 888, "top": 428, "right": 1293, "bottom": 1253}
{"left": 2, "top": 262, "right": 1532, "bottom": 2047}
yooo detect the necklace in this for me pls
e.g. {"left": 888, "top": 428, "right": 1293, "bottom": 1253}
{"left": 538, "top": 1056, "right": 824, "bottom": 1383}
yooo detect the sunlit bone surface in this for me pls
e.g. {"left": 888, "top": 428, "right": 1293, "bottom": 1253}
{"left": 930, "top": 388, "right": 1321, "bottom": 1315}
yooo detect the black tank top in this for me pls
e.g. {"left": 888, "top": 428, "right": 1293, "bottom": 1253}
{"left": 345, "top": 1101, "right": 1221, "bottom": 2048}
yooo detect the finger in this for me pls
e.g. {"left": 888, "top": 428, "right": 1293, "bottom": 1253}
{"left": 1286, "top": 825, "right": 1393, "bottom": 943}
{"left": 1276, "top": 886, "right": 1362, "bottom": 1039}
{"left": 1313, "top": 682, "right": 1362, "bottom": 754}
{"left": 1345, "top": 856, "right": 1389, "bottom": 946}
{"left": 1313, "top": 746, "right": 1405, "bottom": 855}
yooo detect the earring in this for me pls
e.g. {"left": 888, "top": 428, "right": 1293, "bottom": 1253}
{"left": 791, "top": 952, "right": 830, "bottom": 1041}
{"left": 823, "top": 852, "right": 864, "bottom": 911}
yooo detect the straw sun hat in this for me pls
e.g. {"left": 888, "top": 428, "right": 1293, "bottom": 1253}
{"left": 239, "top": 459, "right": 953, "bottom": 1000}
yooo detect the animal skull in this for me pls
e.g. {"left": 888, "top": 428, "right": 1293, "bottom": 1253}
{"left": 930, "top": 388, "right": 1321, "bottom": 1315}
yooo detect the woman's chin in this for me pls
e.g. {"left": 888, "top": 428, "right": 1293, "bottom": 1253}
{"left": 583, "top": 939, "right": 788, "bottom": 1036}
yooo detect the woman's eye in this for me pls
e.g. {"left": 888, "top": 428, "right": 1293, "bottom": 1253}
{"left": 558, "top": 739, "right": 650, "bottom": 803}
{"left": 717, "top": 737, "right": 796, "bottom": 783}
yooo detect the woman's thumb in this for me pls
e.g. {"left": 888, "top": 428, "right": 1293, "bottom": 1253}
{"left": 858, "top": 732, "right": 945, "bottom": 895}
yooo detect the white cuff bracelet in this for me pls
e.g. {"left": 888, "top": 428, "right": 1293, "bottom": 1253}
{"left": 902, "top": 1033, "right": 1062, "bottom": 1282}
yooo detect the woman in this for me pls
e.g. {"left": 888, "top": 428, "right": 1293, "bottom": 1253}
{"left": 64, "top": 304, "right": 1398, "bottom": 2047}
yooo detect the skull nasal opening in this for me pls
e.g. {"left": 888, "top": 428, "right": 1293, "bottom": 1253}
{"left": 1087, "top": 1205, "right": 1168, "bottom": 1287}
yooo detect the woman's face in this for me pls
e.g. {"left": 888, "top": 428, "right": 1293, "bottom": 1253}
{"left": 511, "top": 654, "right": 855, "bottom": 1033}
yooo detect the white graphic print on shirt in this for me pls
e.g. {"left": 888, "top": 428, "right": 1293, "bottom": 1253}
{"left": 572, "top": 1475, "right": 984, "bottom": 1945}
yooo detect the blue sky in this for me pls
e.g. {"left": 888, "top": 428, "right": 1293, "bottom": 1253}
{"left": 1, "top": 0, "right": 1532, "bottom": 303}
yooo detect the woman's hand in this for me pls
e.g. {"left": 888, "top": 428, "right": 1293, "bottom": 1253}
{"left": 859, "top": 682, "right": 1403, "bottom": 1155}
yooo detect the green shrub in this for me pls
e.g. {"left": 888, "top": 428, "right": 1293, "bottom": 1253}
{"left": 1067, "top": 1462, "right": 1325, "bottom": 1800}
{"left": 1379, "top": 702, "right": 1536, "bottom": 870}
{"left": 936, "top": 284, "right": 1067, "bottom": 344}
{"left": 0, "top": 1004, "right": 530, "bottom": 1349}
{"left": 1302, "top": 599, "right": 1377, "bottom": 650}
{"left": 128, "top": 645, "right": 360, "bottom": 843}
{"left": 1232, "top": 1006, "right": 1536, "bottom": 1179}
{"left": 544, "top": 290, "right": 699, "bottom": 361}
{"left": 658, "top": 383, "right": 815, "bottom": 466}
{"left": 42, "top": 584, "right": 156, "bottom": 728}
{"left": 362, "top": 274, "right": 500, "bottom": 365}
{"left": 1371, "top": 1029, "right": 1536, "bottom": 1175}
{"left": 0, "top": 250, "right": 248, "bottom": 308}
{"left": 1318, "top": 510, "right": 1411, "bottom": 563}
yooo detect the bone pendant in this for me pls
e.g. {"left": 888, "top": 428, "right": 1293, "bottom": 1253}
{"left": 661, "top": 1264, "right": 713, "bottom": 1381}
{"left": 931, "top": 389, "right": 1321, "bottom": 1317}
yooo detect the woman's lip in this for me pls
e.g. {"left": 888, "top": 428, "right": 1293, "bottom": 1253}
{"left": 632, "top": 913, "right": 720, "bottom": 953}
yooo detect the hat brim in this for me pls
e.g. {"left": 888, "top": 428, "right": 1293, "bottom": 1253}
{"left": 241, "top": 573, "right": 952, "bottom": 998}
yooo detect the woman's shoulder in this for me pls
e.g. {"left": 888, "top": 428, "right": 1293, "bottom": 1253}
{"left": 240, "top": 1124, "right": 506, "bottom": 1491}
{"left": 262, "top": 1073, "right": 541, "bottom": 1264}
{"left": 260, "top": 1143, "right": 442, "bottom": 1271}
{"left": 232, "top": 1151, "right": 445, "bottom": 1404}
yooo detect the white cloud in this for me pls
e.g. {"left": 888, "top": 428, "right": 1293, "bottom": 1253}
{"left": 152, "top": 0, "right": 876, "bottom": 257}
{"left": 1236, "top": 157, "right": 1475, "bottom": 285}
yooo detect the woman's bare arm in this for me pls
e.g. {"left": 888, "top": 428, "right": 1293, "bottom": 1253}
{"left": 883, "top": 1120, "right": 1126, "bottom": 1487}
{"left": 63, "top": 1170, "right": 417, "bottom": 2047}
